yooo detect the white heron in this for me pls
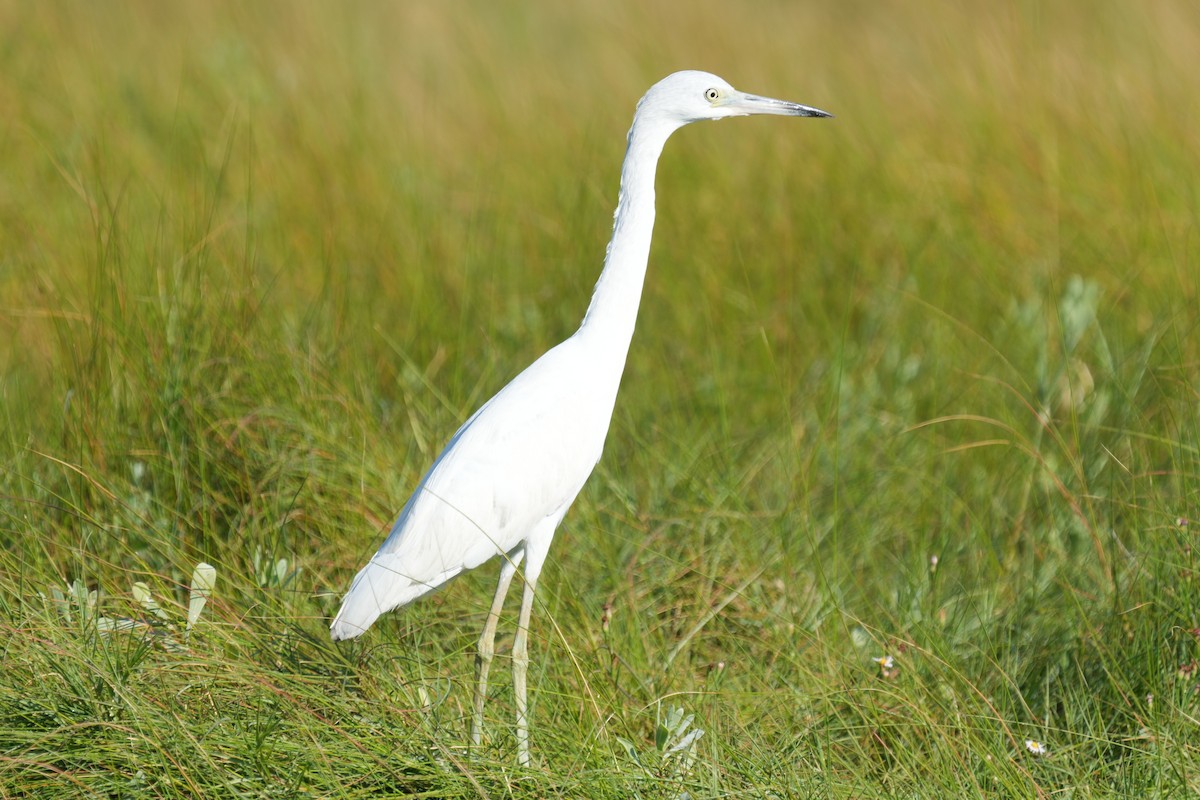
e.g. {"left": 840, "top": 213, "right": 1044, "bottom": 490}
{"left": 331, "top": 70, "right": 830, "bottom": 765}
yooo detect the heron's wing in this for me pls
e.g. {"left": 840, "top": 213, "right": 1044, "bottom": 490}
{"left": 331, "top": 337, "right": 611, "bottom": 638}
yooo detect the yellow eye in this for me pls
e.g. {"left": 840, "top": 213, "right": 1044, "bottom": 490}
{"left": 704, "top": 88, "right": 720, "bottom": 102}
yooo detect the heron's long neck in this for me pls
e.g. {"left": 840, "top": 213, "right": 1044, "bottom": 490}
{"left": 576, "top": 119, "right": 673, "bottom": 359}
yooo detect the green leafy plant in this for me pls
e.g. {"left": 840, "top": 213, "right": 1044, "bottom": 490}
{"left": 42, "top": 563, "right": 217, "bottom": 650}
{"left": 617, "top": 705, "right": 707, "bottom": 798}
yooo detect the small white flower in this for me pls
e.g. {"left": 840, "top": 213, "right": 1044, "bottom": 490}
{"left": 929, "top": 554, "right": 939, "bottom": 571}
{"left": 1024, "top": 739, "right": 1048, "bottom": 756}
{"left": 872, "top": 654, "right": 898, "bottom": 678}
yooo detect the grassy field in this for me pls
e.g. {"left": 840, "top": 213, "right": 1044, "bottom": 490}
{"left": 2, "top": 1, "right": 1198, "bottom": 797}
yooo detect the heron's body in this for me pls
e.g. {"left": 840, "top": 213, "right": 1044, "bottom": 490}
{"left": 331, "top": 70, "right": 830, "bottom": 765}
{"left": 330, "top": 333, "right": 615, "bottom": 635}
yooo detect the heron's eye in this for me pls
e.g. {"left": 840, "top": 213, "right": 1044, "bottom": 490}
{"left": 705, "top": 88, "right": 720, "bottom": 102}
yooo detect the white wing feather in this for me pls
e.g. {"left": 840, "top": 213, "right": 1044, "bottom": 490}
{"left": 330, "top": 335, "right": 616, "bottom": 640}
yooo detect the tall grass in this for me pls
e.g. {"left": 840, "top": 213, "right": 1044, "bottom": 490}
{"left": 2, "top": 1, "right": 1198, "bottom": 796}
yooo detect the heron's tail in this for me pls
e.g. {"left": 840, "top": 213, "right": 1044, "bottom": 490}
{"left": 329, "top": 555, "right": 440, "bottom": 640}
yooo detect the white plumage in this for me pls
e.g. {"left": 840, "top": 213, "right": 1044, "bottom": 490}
{"left": 331, "top": 70, "right": 830, "bottom": 765}
{"left": 330, "top": 339, "right": 610, "bottom": 636}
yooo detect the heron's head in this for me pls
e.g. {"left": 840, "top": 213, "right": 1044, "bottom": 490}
{"left": 635, "top": 70, "right": 831, "bottom": 132}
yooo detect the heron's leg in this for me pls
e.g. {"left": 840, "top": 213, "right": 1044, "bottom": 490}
{"left": 472, "top": 549, "right": 523, "bottom": 749}
{"left": 511, "top": 570, "right": 538, "bottom": 768}
{"left": 509, "top": 515, "right": 559, "bottom": 767}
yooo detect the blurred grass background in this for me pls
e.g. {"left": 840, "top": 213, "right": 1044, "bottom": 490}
{"left": 1, "top": 1, "right": 1198, "bottom": 797}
